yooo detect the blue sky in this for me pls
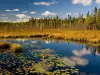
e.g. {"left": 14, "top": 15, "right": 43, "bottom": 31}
{"left": 0, "top": 0, "right": 100, "bottom": 22}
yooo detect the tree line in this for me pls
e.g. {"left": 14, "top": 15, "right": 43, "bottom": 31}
{"left": 0, "top": 7, "right": 100, "bottom": 30}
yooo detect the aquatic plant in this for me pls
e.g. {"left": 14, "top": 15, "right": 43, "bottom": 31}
{"left": 0, "top": 48, "right": 79, "bottom": 75}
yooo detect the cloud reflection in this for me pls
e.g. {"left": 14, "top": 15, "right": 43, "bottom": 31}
{"left": 45, "top": 40, "right": 51, "bottom": 44}
{"left": 61, "top": 56, "right": 88, "bottom": 66}
{"left": 16, "top": 39, "right": 27, "bottom": 42}
{"left": 72, "top": 48, "right": 91, "bottom": 56}
{"left": 72, "top": 47, "right": 100, "bottom": 57}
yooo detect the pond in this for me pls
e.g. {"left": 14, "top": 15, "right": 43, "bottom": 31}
{"left": 0, "top": 39, "right": 100, "bottom": 75}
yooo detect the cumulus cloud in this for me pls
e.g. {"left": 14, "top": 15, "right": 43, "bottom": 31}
{"left": 1, "top": 14, "right": 5, "bottom": 16}
{"left": 66, "top": 13, "right": 78, "bottom": 15}
{"left": 16, "top": 14, "right": 31, "bottom": 19}
{"left": 72, "top": 0, "right": 92, "bottom": 6}
{"left": 5, "top": 9, "right": 19, "bottom": 12}
{"left": 22, "top": 11, "right": 28, "bottom": 13}
{"left": 42, "top": 11, "right": 57, "bottom": 16}
{"left": 96, "top": 0, "right": 100, "bottom": 4}
{"left": 33, "top": 0, "right": 58, "bottom": 6}
{"left": 5, "top": 9, "right": 11, "bottom": 12}
{"left": 1, "top": 17, "right": 8, "bottom": 19}
{"left": 65, "top": 13, "right": 79, "bottom": 18}
{"left": 13, "top": 18, "right": 29, "bottom": 23}
{"left": 66, "top": 13, "right": 71, "bottom": 15}
{"left": 12, "top": 9, "right": 19, "bottom": 12}
{"left": 74, "top": 13, "right": 78, "bottom": 15}
{"left": 30, "top": 11, "right": 36, "bottom": 14}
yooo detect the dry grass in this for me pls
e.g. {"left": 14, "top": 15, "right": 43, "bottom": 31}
{"left": 0, "top": 29, "right": 100, "bottom": 43}
{"left": 0, "top": 42, "right": 22, "bottom": 53}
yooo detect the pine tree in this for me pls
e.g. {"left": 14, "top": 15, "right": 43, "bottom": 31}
{"left": 96, "top": 9, "right": 100, "bottom": 29}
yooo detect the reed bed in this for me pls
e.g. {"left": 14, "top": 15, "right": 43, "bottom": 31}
{"left": 0, "top": 42, "right": 22, "bottom": 53}
{"left": 0, "top": 29, "right": 100, "bottom": 43}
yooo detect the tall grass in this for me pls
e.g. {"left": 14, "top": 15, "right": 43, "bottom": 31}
{"left": 0, "top": 42, "right": 22, "bottom": 53}
{"left": 0, "top": 29, "right": 100, "bottom": 43}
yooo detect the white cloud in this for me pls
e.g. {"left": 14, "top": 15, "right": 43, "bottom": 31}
{"left": 72, "top": 0, "right": 92, "bottom": 6}
{"left": 33, "top": 0, "right": 58, "bottom": 6}
{"left": 5, "top": 9, "right": 19, "bottom": 12}
{"left": 42, "top": 11, "right": 57, "bottom": 16}
{"left": 13, "top": 18, "right": 29, "bottom": 23}
{"left": 12, "top": 9, "right": 19, "bottom": 12}
{"left": 1, "top": 17, "right": 8, "bottom": 19}
{"left": 5, "top": 9, "right": 11, "bottom": 12}
{"left": 74, "top": 13, "right": 78, "bottom": 15}
{"left": 16, "top": 14, "right": 31, "bottom": 19}
{"left": 33, "top": 2, "right": 52, "bottom": 6}
{"left": 1, "top": 14, "right": 5, "bottom": 16}
{"left": 66, "top": 13, "right": 71, "bottom": 15}
{"left": 22, "top": 11, "right": 28, "bottom": 13}
{"left": 73, "top": 13, "right": 79, "bottom": 17}
{"left": 30, "top": 11, "right": 36, "bottom": 14}
{"left": 96, "top": 0, "right": 100, "bottom": 4}
{"left": 65, "top": 13, "right": 79, "bottom": 18}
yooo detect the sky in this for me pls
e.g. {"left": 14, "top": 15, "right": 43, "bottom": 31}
{"left": 0, "top": 0, "right": 100, "bottom": 22}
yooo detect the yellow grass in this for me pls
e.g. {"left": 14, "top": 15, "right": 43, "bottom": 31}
{"left": 0, "top": 29, "right": 100, "bottom": 43}
{"left": 0, "top": 42, "right": 22, "bottom": 53}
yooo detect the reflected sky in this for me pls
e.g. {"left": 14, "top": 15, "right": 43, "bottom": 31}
{"left": 61, "top": 56, "right": 88, "bottom": 66}
{"left": 0, "top": 39, "right": 100, "bottom": 74}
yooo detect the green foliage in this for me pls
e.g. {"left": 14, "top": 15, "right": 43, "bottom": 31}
{"left": 96, "top": 9, "right": 100, "bottom": 29}
{"left": 1, "top": 7, "right": 100, "bottom": 30}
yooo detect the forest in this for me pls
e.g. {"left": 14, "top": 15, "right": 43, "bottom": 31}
{"left": 0, "top": 7, "right": 100, "bottom": 30}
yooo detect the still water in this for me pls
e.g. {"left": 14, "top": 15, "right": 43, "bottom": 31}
{"left": 0, "top": 39, "right": 100, "bottom": 75}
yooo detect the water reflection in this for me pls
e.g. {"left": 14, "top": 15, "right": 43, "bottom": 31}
{"left": 0, "top": 39, "right": 100, "bottom": 74}
{"left": 72, "top": 45, "right": 100, "bottom": 57}
{"left": 61, "top": 56, "right": 88, "bottom": 66}
{"left": 0, "top": 39, "right": 80, "bottom": 75}
{"left": 72, "top": 48, "right": 91, "bottom": 57}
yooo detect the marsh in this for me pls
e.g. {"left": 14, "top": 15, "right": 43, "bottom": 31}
{"left": 0, "top": 39, "right": 100, "bottom": 75}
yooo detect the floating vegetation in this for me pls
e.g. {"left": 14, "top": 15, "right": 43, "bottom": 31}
{"left": 0, "top": 48, "right": 79, "bottom": 75}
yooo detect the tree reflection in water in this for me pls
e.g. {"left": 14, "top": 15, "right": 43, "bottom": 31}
{"left": 86, "top": 44, "right": 100, "bottom": 56}
{"left": 1, "top": 39, "right": 100, "bottom": 74}
{"left": 0, "top": 40, "right": 79, "bottom": 75}
{"left": 72, "top": 44, "right": 100, "bottom": 57}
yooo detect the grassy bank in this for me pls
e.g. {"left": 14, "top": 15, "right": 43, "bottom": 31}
{"left": 0, "top": 42, "right": 22, "bottom": 53}
{"left": 0, "top": 29, "right": 100, "bottom": 43}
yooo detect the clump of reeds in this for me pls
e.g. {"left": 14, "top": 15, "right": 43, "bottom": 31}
{"left": 10, "top": 44, "right": 22, "bottom": 53}
{"left": 0, "top": 42, "right": 22, "bottom": 53}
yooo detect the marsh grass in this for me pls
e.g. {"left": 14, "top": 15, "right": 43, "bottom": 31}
{"left": 0, "top": 29, "right": 100, "bottom": 43}
{"left": 0, "top": 42, "right": 22, "bottom": 53}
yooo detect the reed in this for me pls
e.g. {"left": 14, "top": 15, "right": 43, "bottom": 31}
{"left": 0, "top": 29, "right": 100, "bottom": 43}
{"left": 0, "top": 42, "right": 22, "bottom": 53}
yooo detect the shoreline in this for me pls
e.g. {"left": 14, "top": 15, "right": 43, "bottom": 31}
{"left": 0, "top": 30, "right": 100, "bottom": 43}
